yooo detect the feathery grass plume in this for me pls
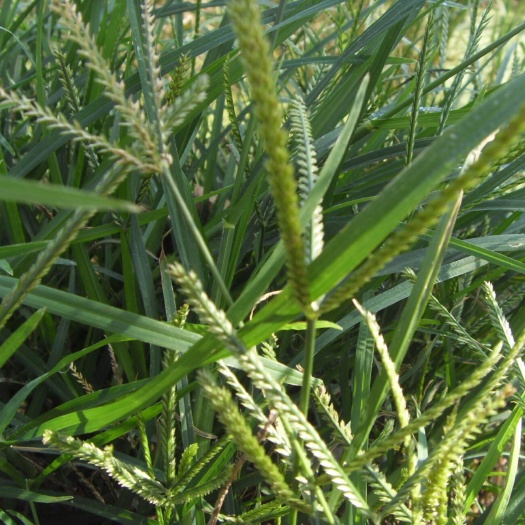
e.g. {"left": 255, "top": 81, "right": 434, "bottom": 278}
{"left": 342, "top": 341, "right": 504, "bottom": 473}
{"left": 168, "top": 262, "right": 372, "bottom": 515}
{"left": 197, "top": 369, "right": 312, "bottom": 515}
{"left": 405, "top": 11, "right": 435, "bottom": 166}
{"left": 290, "top": 98, "right": 324, "bottom": 264}
{"left": 312, "top": 384, "right": 352, "bottom": 446}
{"left": 223, "top": 55, "right": 244, "bottom": 155}
{"left": 320, "top": 100, "right": 525, "bottom": 315}
{"left": 42, "top": 430, "right": 167, "bottom": 506}
{"left": 227, "top": 0, "right": 311, "bottom": 315}
{"left": 437, "top": 1, "right": 492, "bottom": 134}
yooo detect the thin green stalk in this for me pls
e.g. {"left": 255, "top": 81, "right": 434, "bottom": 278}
{"left": 300, "top": 318, "right": 317, "bottom": 416}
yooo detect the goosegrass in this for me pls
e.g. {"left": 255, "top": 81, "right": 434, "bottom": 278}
{"left": 1, "top": 0, "right": 525, "bottom": 523}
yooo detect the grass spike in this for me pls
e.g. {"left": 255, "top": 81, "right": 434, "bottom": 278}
{"left": 218, "top": 362, "right": 291, "bottom": 457}
{"left": 0, "top": 88, "right": 156, "bottom": 173}
{"left": 165, "top": 54, "right": 190, "bottom": 104}
{"left": 136, "top": 412, "right": 155, "bottom": 478}
{"left": 160, "top": 350, "right": 177, "bottom": 488}
{"left": 53, "top": 48, "right": 99, "bottom": 173}
{"left": 223, "top": 55, "right": 244, "bottom": 155}
{"left": 386, "top": 386, "right": 511, "bottom": 519}
{"left": 172, "top": 436, "right": 229, "bottom": 492}
{"left": 227, "top": 0, "right": 311, "bottom": 315}
{"left": 405, "top": 11, "right": 435, "bottom": 166}
{"left": 437, "top": 4, "right": 449, "bottom": 72}
{"left": 312, "top": 384, "right": 352, "bottom": 446}
{"left": 403, "top": 268, "right": 489, "bottom": 357}
{"left": 353, "top": 300, "right": 410, "bottom": 429}
{"left": 290, "top": 97, "right": 324, "bottom": 264}
{"left": 140, "top": 0, "right": 164, "bottom": 113}
{"left": 42, "top": 430, "right": 167, "bottom": 506}
{"left": 449, "top": 457, "right": 467, "bottom": 525}
{"left": 481, "top": 281, "right": 515, "bottom": 351}
{"left": 364, "top": 465, "right": 412, "bottom": 523}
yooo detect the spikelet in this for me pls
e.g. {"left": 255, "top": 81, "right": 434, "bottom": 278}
{"left": 290, "top": 98, "right": 324, "bottom": 263}
{"left": 449, "top": 457, "right": 467, "bottom": 525}
{"left": 53, "top": 48, "right": 99, "bottom": 172}
{"left": 365, "top": 465, "right": 412, "bottom": 523}
{"left": 160, "top": 350, "right": 177, "bottom": 488}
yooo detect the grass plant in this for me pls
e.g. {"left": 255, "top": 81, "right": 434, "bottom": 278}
{"left": 1, "top": 0, "right": 525, "bottom": 523}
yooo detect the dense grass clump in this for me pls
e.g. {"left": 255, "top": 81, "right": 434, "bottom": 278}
{"left": 1, "top": 0, "right": 525, "bottom": 523}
